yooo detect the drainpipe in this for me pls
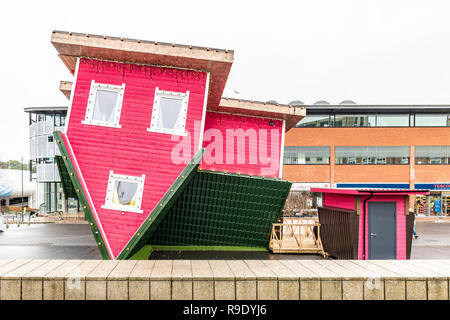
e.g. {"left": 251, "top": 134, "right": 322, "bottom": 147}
{"left": 362, "top": 192, "right": 375, "bottom": 260}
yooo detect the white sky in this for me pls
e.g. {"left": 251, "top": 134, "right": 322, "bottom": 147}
{"left": 1, "top": 0, "right": 450, "bottom": 162}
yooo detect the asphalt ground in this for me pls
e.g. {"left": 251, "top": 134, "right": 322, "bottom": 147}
{"left": 0, "top": 221, "right": 448, "bottom": 260}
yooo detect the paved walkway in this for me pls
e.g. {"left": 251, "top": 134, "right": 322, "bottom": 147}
{"left": 0, "top": 221, "right": 449, "bottom": 260}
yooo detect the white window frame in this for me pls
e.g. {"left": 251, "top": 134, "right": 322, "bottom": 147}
{"left": 82, "top": 80, "right": 125, "bottom": 128}
{"left": 101, "top": 171, "right": 145, "bottom": 214}
{"left": 147, "top": 87, "right": 189, "bottom": 136}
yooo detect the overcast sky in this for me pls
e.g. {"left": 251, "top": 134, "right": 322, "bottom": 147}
{"left": 1, "top": 0, "right": 450, "bottom": 162}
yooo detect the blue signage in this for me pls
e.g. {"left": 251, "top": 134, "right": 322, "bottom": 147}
{"left": 434, "top": 199, "right": 441, "bottom": 213}
{"left": 415, "top": 183, "right": 450, "bottom": 190}
{"left": 336, "top": 183, "right": 410, "bottom": 189}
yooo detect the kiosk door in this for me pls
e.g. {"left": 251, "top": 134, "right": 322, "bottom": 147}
{"left": 368, "top": 201, "right": 397, "bottom": 259}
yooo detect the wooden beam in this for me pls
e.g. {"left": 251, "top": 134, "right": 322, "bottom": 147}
{"left": 355, "top": 196, "right": 361, "bottom": 215}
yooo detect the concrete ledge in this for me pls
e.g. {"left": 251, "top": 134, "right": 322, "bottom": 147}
{"left": 0, "top": 259, "right": 449, "bottom": 300}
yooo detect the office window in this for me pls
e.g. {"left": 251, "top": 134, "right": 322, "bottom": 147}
{"left": 101, "top": 171, "right": 145, "bottom": 213}
{"left": 335, "top": 146, "right": 410, "bottom": 164}
{"left": 284, "top": 146, "right": 330, "bottom": 164}
{"left": 414, "top": 114, "right": 449, "bottom": 127}
{"left": 333, "top": 114, "right": 376, "bottom": 127}
{"left": 148, "top": 87, "right": 189, "bottom": 136}
{"left": 415, "top": 146, "right": 449, "bottom": 165}
{"left": 376, "top": 114, "right": 409, "bottom": 127}
{"left": 296, "top": 115, "right": 330, "bottom": 127}
{"left": 82, "top": 81, "right": 125, "bottom": 128}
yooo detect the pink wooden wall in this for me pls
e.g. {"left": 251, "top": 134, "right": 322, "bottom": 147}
{"left": 323, "top": 192, "right": 407, "bottom": 260}
{"left": 323, "top": 193, "right": 355, "bottom": 210}
{"left": 199, "top": 112, "right": 283, "bottom": 178}
{"left": 357, "top": 195, "right": 406, "bottom": 260}
{"left": 66, "top": 58, "right": 208, "bottom": 258}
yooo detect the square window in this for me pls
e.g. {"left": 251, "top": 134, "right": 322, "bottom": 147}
{"left": 101, "top": 171, "right": 145, "bottom": 213}
{"left": 82, "top": 80, "right": 125, "bottom": 128}
{"left": 148, "top": 87, "right": 189, "bottom": 136}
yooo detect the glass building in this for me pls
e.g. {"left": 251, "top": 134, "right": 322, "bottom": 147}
{"left": 24, "top": 106, "right": 79, "bottom": 213}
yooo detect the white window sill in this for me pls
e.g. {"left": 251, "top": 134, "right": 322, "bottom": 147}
{"left": 82, "top": 120, "right": 122, "bottom": 128}
{"left": 101, "top": 204, "right": 143, "bottom": 214}
{"left": 147, "top": 127, "right": 187, "bottom": 136}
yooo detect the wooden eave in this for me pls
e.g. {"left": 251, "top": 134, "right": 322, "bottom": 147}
{"left": 59, "top": 80, "right": 72, "bottom": 99}
{"left": 214, "top": 98, "right": 305, "bottom": 131}
{"left": 51, "top": 30, "right": 234, "bottom": 107}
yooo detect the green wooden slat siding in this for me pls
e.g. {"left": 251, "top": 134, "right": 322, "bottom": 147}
{"left": 55, "top": 155, "right": 77, "bottom": 198}
{"left": 53, "top": 131, "right": 111, "bottom": 259}
{"left": 148, "top": 171, "right": 292, "bottom": 248}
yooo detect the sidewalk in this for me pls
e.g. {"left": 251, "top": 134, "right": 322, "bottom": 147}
{"left": 416, "top": 215, "right": 450, "bottom": 223}
{"left": 1, "top": 213, "right": 87, "bottom": 225}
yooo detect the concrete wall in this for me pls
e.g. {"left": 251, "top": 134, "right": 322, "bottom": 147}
{"left": 0, "top": 259, "right": 449, "bottom": 300}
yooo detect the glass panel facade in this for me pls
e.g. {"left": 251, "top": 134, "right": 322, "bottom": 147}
{"left": 376, "top": 114, "right": 410, "bottom": 127}
{"left": 335, "top": 146, "right": 410, "bottom": 164}
{"left": 415, "top": 146, "right": 450, "bottom": 164}
{"left": 284, "top": 146, "right": 330, "bottom": 164}
{"left": 296, "top": 113, "right": 450, "bottom": 127}
{"left": 415, "top": 114, "right": 449, "bottom": 127}
{"left": 333, "top": 114, "right": 375, "bottom": 127}
{"left": 296, "top": 115, "right": 330, "bottom": 127}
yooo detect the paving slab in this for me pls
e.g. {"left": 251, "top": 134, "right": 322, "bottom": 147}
{"left": 296, "top": 260, "right": 340, "bottom": 279}
{"left": 351, "top": 260, "right": 404, "bottom": 279}
{"left": 209, "top": 260, "right": 235, "bottom": 300}
{"left": 227, "top": 260, "right": 256, "bottom": 280}
{"left": 0, "top": 259, "right": 31, "bottom": 276}
{"left": 407, "top": 260, "right": 450, "bottom": 277}
{"left": 191, "top": 260, "right": 214, "bottom": 300}
{"left": 129, "top": 260, "right": 154, "bottom": 300}
{"left": 369, "top": 260, "right": 422, "bottom": 278}
{"left": 25, "top": 260, "right": 67, "bottom": 279}
{"left": 279, "top": 260, "right": 320, "bottom": 279}
{"left": 0, "top": 260, "right": 14, "bottom": 268}
{"left": 171, "top": 260, "right": 192, "bottom": 280}
{"left": 44, "top": 260, "right": 84, "bottom": 280}
{"left": 318, "top": 260, "right": 365, "bottom": 280}
{"left": 391, "top": 260, "right": 444, "bottom": 279}
{"left": 65, "top": 260, "right": 102, "bottom": 300}
{"left": 227, "top": 260, "right": 256, "bottom": 300}
{"left": 209, "top": 260, "right": 234, "bottom": 280}
{"left": 150, "top": 260, "right": 173, "bottom": 280}
{"left": 262, "top": 260, "right": 298, "bottom": 280}
{"left": 150, "top": 260, "right": 173, "bottom": 300}
{"left": 244, "top": 260, "right": 277, "bottom": 280}
{"left": 129, "top": 260, "right": 155, "bottom": 280}
{"left": 107, "top": 260, "right": 137, "bottom": 300}
{"left": 21, "top": 260, "right": 68, "bottom": 300}
{"left": 108, "top": 260, "right": 137, "bottom": 280}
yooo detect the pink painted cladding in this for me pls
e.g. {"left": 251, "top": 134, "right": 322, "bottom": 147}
{"left": 323, "top": 192, "right": 407, "bottom": 260}
{"left": 66, "top": 58, "right": 207, "bottom": 258}
{"left": 323, "top": 192, "right": 355, "bottom": 210}
{"left": 357, "top": 195, "right": 406, "bottom": 260}
{"left": 199, "top": 112, "right": 283, "bottom": 178}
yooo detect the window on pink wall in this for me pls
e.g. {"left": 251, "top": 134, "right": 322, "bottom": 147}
{"left": 82, "top": 80, "right": 125, "bottom": 128}
{"left": 101, "top": 171, "right": 145, "bottom": 214}
{"left": 148, "top": 87, "right": 189, "bottom": 136}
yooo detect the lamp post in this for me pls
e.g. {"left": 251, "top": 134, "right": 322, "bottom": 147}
{"left": 21, "top": 157, "right": 24, "bottom": 222}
